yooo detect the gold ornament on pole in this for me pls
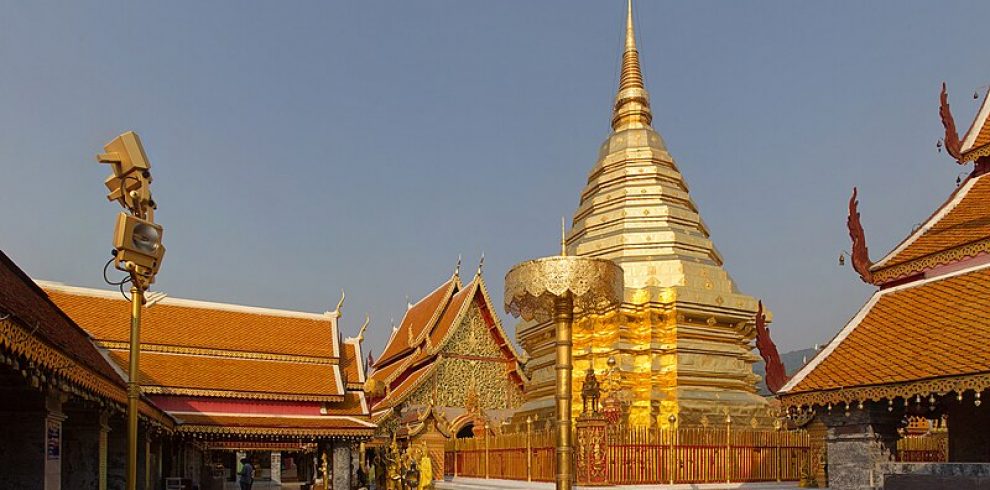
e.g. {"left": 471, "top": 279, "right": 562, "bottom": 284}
{"left": 96, "top": 131, "right": 164, "bottom": 490}
{"left": 504, "top": 227, "right": 623, "bottom": 490}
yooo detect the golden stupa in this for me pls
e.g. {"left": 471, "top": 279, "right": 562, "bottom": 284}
{"left": 515, "top": 0, "right": 770, "bottom": 428}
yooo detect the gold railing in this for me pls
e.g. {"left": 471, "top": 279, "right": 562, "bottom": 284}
{"left": 445, "top": 426, "right": 810, "bottom": 484}
{"left": 897, "top": 432, "right": 948, "bottom": 462}
{"left": 607, "top": 427, "right": 810, "bottom": 484}
{"left": 447, "top": 429, "right": 556, "bottom": 482}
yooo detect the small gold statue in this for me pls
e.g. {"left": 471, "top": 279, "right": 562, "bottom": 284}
{"left": 417, "top": 443, "right": 433, "bottom": 490}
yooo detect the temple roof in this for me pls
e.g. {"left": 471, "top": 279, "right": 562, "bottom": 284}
{"left": 374, "top": 276, "right": 458, "bottom": 368}
{"left": 107, "top": 350, "right": 343, "bottom": 401}
{"left": 870, "top": 172, "right": 990, "bottom": 283}
{"left": 960, "top": 88, "right": 990, "bottom": 162}
{"left": 41, "top": 281, "right": 348, "bottom": 403}
{"left": 173, "top": 413, "right": 375, "bottom": 438}
{"left": 368, "top": 269, "right": 525, "bottom": 412}
{"left": 42, "top": 283, "right": 340, "bottom": 359}
{"left": 0, "top": 251, "right": 173, "bottom": 427}
{"left": 779, "top": 262, "right": 990, "bottom": 406}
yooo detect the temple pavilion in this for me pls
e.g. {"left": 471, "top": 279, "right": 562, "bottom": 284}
{"left": 776, "top": 84, "right": 990, "bottom": 488}
{"left": 0, "top": 244, "right": 373, "bottom": 490}
{"left": 516, "top": 1, "right": 771, "bottom": 428}
{"left": 365, "top": 263, "right": 526, "bottom": 481}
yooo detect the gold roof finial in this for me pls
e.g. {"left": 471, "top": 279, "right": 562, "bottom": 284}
{"left": 561, "top": 217, "right": 567, "bottom": 256}
{"left": 612, "top": 0, "right": 653, "bottom": 131}
{"left": 357, "top": 314, "right": 370, "bottom": 342}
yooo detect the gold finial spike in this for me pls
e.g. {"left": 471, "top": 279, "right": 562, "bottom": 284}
{"left": 335, "top": 289, "right": 346, "bottom": 315}
{"left": 357, "top": 314, "right": 370, "bottom": 342}
{"left": 561, "top": 217, "right": 567, "bottom": 256}
{"left": 612, "top": 0, "right": 652, "bottom": 131}
{"left": 455, "top": 254, "right": 462, "bottom": 277}
{"left": 625, "top": 0, "right": 637, "bottom": 53}
{"left": 477, "top": 252, "right": 485, "bottom": 276}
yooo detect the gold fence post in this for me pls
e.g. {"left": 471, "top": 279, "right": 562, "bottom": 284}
{"left": 485, "top": 422, "right": 490, "bottom": 479}
{"left": 527, "top": 416, "right": 533, "bottom": 482}
{"left": 725, "top": 414, "right": 732, "bottom": 485}
{"left": 668, "top": 415, "right": 676, "bottom": 485}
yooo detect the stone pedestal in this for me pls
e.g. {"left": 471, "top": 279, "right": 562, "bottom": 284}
{"left": 820, "top": 407, "right": 899, "bottom": 490}
{"left": 332, "top": 444, "right": 351, "bottom": 490}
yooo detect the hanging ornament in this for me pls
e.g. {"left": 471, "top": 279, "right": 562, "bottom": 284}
{"left": 976, "top": 392, "right": 982, "bottom": 407}
{"left": 857, "top": 401, "right": 864, "bottom": 410}
{"left": 957, "top": 393, "right": 964, "bottom": 402}
{"left": 827, "top": 403, "right": 832, "bottom": 413}
{"left": 887, "top": 399, "right": 894, "bottom": 412}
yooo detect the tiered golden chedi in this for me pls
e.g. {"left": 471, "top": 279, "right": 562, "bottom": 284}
{"left": 516, "top": 2, "right": 769, "bottom": 428}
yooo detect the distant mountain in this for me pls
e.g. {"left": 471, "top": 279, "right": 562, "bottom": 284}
{"left": 753, "top": 348, "right": 817, "bottom": 396}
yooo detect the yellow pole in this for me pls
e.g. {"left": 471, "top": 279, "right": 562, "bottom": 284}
{"left": 668, "top": 414, "right": 676, "bottom": 485}
{"left": 553, "top": 292, "right": 574, "bottom": 490}
{"left": 126, "top": 285, "right": 143, "bottom": 490}
{"left": 725, "top": 414, "right": 732, "bottom": 485}
{"left": 485, "top": 422, "right": 490, "bottom": 479}
{"left": 528, "top": 418, "right": 534, "bottom": 482}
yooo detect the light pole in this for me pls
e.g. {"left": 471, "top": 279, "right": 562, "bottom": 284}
{"left": 97, "top": 131, "right": 164, "bottom": 490}
{"left": 505, "top": 246, "right": 623, "bottom": 490}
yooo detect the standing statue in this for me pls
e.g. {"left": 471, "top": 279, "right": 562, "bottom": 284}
{"left": 417, "top": 443, "right": 433, "bottom": 490}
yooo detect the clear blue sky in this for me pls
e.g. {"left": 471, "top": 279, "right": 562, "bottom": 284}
{"left": 1, "top": 1, "right": 988, "bottom": 356}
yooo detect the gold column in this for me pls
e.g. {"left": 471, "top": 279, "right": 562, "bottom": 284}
{"left": 126, "top": 286, "right": 143, "bottom": 490}
{"left": 484, "top": 422, "right": 490, "bottom": 479}
{"left": 553, "top": 291, "right": 574, "bottom": 489}
{"left": 505, "top": 254, "right": 623, "bottom": 490}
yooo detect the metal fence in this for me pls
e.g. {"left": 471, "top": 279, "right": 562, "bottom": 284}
{"left": 445, "top": 426, "right": 812, "bottom": 485}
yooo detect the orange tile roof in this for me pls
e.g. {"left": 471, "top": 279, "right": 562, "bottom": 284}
{"left": 44, "top": 286, "right": 337, "bottom": 359}
{"left": 784, "top": 265, "right": 990, "bottom": 394}
{"left": 874, "top": 174, "right": 990, "bottom": 271}
{"left": 107, "top": 349, "right": 342, "bottom": 401}
{"left": 373, "top": 362, "right": 437, "bottom": 411}
{"left": 368, "top": 354, "right": 412, "bottom": 385}
{"left": 428, "top": 283, "right": 475, "bottom": 350}
{"left": 341, "top": 342, "right": 363, "bottom": 386}
{"left": 374, "top": 278, "right": 455, "bottom": 368}
{"left": 174, "top": 413, "right": 374, "bottom": 436}
{"left": 324, "top": 391, "right": 368, "bottom": 416}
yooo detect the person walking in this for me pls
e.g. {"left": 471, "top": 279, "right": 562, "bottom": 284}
{"left": 239, "top": 457, "right": 254, "bottom": 490}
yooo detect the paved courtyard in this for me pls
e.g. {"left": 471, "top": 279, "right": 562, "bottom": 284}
{"left": 436, "top": 477, "right": 804, "bottom": 490}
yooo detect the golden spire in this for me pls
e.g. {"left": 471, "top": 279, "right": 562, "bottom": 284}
{"left": 612, "top": 0, "right": 653, "bottom": 132}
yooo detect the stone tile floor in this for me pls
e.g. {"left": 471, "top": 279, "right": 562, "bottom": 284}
{"left": 436, "top": 477, "right": 804, "bottom": 490}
